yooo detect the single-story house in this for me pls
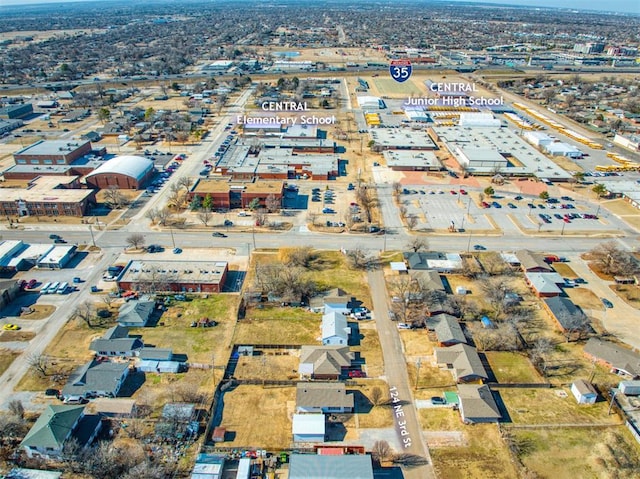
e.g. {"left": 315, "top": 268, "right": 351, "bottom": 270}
{"left": 321, "top": 311, "right": 350, "bottom": 346}
{"left": 584, "top": 338, "right": 640, "bottom": 379}
{"left": 571, "top": 379, "right": 598, "bottom": 404}
{"left": 117, "top": 299, "right": 155, "bottom": 327}
{"left": 137, "top": 347, "right": 185, "bottom": 373}
{"left": 20, "top": 405, "right": 101, "bottom": 459}
{"left": 296, "top": 382, "right": 354, "bottom": 414}
{"left": 457, "top": 384, "right": 501, "bottom": 424}
{"left": 525, "top": 272, "right": 564, "bottom": 297}
{"left": 288, "top": 454, "right": 374, "bottom": 479}
{"left": 403, "top": 251, "right": 463, "bottom": 272}
{"left": 515, "top": 250, "right": 554, "bottom": 273}
{"left": 292, "top": 413, "right": 325, "bottom": 443}
{"left": 61, "top": 360, "right": 130, "bottom": 401}
{"left": 190, "top": 453, "right": 225, "bottom": 479}
{"left": 410, "top": 269, "right": 445, "bottom": 292}
{"left": 299, "top": 345, "right": 354, "bottom": 380}
{"left": 310, "top": 288, "right": 359, "bottom": 314}
{"left": 89, "top": 325, "right": 143, "bottom": 358}
{"left": 434, "top": 343, "right": 488, "bottom": 383}
{"left": 542, "top": 296, "right": 589, "bottom": 333}
{"left": 433, "top": 314, "right": 467, "bottom": 346}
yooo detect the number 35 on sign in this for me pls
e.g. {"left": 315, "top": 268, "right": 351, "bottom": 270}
{"left": 389, "top": 59, "right": 412, "bottom": 83}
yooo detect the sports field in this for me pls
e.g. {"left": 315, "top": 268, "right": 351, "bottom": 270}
{"left": 373, "top": 78, "right": 423, "bottom": 96}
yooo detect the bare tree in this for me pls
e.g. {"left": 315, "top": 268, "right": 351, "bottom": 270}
{"left": 197, "top": 210, "right": 213, "bottom": 226}
{"left": 255, "top": 208, "right": 268, "bottom": 227}
{"left": 27, "top": 353, "right": 51, "bottom": 377}
{"left": 529, "top": 337, "right": 554, "bottom": 377}
{"left": 103, "top": 185, "right": 128, "bottom": 209}
{"left": 558, "top": 312, "right": 591, "bottom": 342}
{"left": 345, "top": 247, "right": 372, "bottom": 270}
{"left": 278, "top": 247, "right": 316, "bottom": 268}
{"left": 370, "top": 386, "right": 384, "bottom": 406}
{"left": 589, "top": 241, "right": 639, "bottom": 277}
{"left": 156, "top": 207, "right": 173, "bottom": 226}
{"left": 177, "top": 176, "right": 193, "bottom": 192}
{"left": 8, "top": 400, "right": 24, "bottom": 419}
{"left": 102, "top": 294, "right": 116, "bottom": 309}
{"left": 372, "top": 440, "right": 392, "bottom": 463}
{"left": 125, "top": 233, "right": 146, "bottom": 250}
{"left": 265, "top": 193, "right": 281, "bottom": 213}
{"left": 392, "top": 182, "right": 403, "bottom": 198}
{"left": 356, "top": 185, "right": 378, "bottom": 223}
{"left": 406, "top": 215, "right": 418, "bottom": 230}
{"left": 308, "top": 212, "right": 318, "bottom": 226}
{"left": 406, "top": 237, "right": 428, "bottom": 252}
{"left": 145, "top": 207, "right": 160, "bottom": 224}
{"left": 72, "top": 301, "right": 96, "bottom": 328}
{"left": 399, "top": 205, "right": 407, "bottom": 219}
{"left": 480, "top": 276, "right": 510, "bottom": 319}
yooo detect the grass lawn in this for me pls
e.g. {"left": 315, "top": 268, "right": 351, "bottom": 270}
{"left": 0, "top": 349, "right": 18, "bottom": 376}
{"left": 373, "top": 78, "right": 423, "bottom": 96}
{"left": 510, "top": 426, "right": 640, "bottom": 479}
{"left": 399, "top": 329, "right": 434, "bottom": 357}
{"left": 234, "top": 350, "right": 300, "bottom": 380}
{"left": 418, "top": 407, "right": 463, "bottom": 431}
{"left": 431, "top": 424, "right": 518, "bottom": 479}
{"left": 0, "top": 330, "right": 36, "bottom": 342}
{"left": 351, "top": 380, "right": 394, "bottom": 428}
{"left": 499, "top": 388, "right": 621, "bottom": 425}
{"left": 551, "top": 262, "right": 577, "bottom": 278}
{"left": 19, "top": 304, "right": 56, "bottom": 320}
{"left": 353, "top": 322, "right": 384, "bottom": 378}
{"left": 217, "top": 385, "right": 295, "bottom": 448}
{"left": 485, "top": 352, "right": 542, "bottom": 384}
{"left": 566, "top": 287, "right": 604, "bottom": 311}
{"left": 610, "top": 284, "right": 640, "bottom": 310}
{"left": 411, "top": 362, "right": 457, "bottom": 400}
{"left": 131, "top": 295, "right": 240, "bottom": 364}
{"left": 234, "top": 316, "right": 320, "bottom": 345}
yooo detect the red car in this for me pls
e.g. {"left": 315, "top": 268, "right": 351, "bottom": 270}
{"left": 348, "top": 370, "right": 366, "bottom": 378}
{"left": 481, "top": 201, "right": 490, "bottom": 208}
{"left": 460, "top": 189, "right": 467, "bottom": 195}
{"left": 27, "top": 279, "right": 38, "bottom": 289}
{"left": 450, "top": 190, "right": 457, "bottom": 195}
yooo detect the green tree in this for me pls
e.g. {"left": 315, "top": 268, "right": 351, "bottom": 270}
{"left": 484, "top": 186, "right": 495, "bottom": 197}
{"left": 539, "top": 191, "right": 549, "bottom": 200}
{"left": 592, "top": 184, "right": 607, "bottom": 197}
{"left": 573, "top": 172, "right": 585, "bottom": 183}
{"left": 97, "top": 107, "right": 110, "bottom": 124}
{"left": 247, "top": 198, "right": 261, "bottom": 211}
{"left": 202, "top": 193, "right": 213, "bottom": 211}
{"left": 190, "top": 195, "right": 202, "bottom": 211}
{"left": 144, "top": 107, "right": 155, "bottom": 122}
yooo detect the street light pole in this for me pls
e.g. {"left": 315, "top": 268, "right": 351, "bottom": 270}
{"left": 415, "top": 358, "right": 422, "bottom": 390}
{"left": 561, "top": 221, "right": 566, "bottom": 236}
{"left": 466, "top": 226, "right": 473, "bottom": 253}
{"left": 88, "top": 224, "right": 96, "bottom": 248}
{"left": 169, "top": 226, "right": 176, "bottom": 248}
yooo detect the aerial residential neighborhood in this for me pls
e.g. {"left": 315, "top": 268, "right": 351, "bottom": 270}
{"left": 0, "top": 0, "right": 640, "bottom": 478}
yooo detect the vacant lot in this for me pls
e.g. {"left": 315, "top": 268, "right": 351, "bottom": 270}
{"left": 217, "top": 385, "right": 295, "bottom": 448}
{"left": 0, "top": 330, "right": 36, "bottom": 342}
{"left": 551, "top": 262, "right": 577, "bottom": 278}
{"left": 431, "top": 424, "right": 518, "bottom": 479}
{"left": 499, "top": 388, "right": 621, "bottom": 425}
{"left": 234, "top": 349, "right": 300, "bottom": 381}
{"left": 132, "top": 295, "right": 240, "bottom": 364}
{"left": 234, "top": 316, "right": 320, "bottom": 345}
{"left": 485, "top": 352, "right": 542, "bottom": 384}
{"left": 610, "top": 284, "right": 640, "bottom": 310}
{"left": 410, "top": 361, "right": 457, "bottom": 400}
{"left": 18, "top": 304, "right": 56, "bottom": 320}
{"left": 418, "top": 407, "right": 463, "bottom": 432}
{"left": 372, "top": 78, "right": 423, "bottom": 96}
{"left": 399, "top": 329, "right": 435, "bottom": 357}
{"left": 510, "top": 426, "right": 640, "bottom": 479}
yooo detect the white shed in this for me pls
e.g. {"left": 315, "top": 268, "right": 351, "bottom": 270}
{"left": 571, "top": 379, "right": 597, "bottom": 404}
{"left": 292, "top": 413, "right": 325, "bottom": 443}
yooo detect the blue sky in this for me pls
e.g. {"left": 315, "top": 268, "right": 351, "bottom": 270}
{"left": 2, "top": 0, "right": 639, "bottom": 14}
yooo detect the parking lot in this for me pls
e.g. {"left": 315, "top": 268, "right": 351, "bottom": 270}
{"left": 399, "top": 186, "right": 624, "bottom": 235}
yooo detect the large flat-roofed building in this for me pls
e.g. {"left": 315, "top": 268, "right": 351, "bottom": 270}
{"left": 117, "top": 260, "right": 228, "bottom": 293}
{"left": 84, "top": 155, "right": 154, "bottom": 190}
{"left": 369, "top": 129, "right": 437, "bottom": 150}
{"left": 383, "top": 150, "right": 442, "bottom": 171}
{"left": 188, "top": 179, "right": 284, "bottom": 210}
{"left": 0, "top": 176, "right": 96, "bottom": 217}
{"left": 0, "top": 103, "right": 33, "bottom": 119}
{"left": 432, "top": 126, "right": 573, "bottom": 180}
{"left": 14, "top": 140, "right": 93, "bottom": 166}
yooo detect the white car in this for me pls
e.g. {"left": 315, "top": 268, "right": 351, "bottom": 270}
{"left": 397, "top": 323, "right": 411, "bottom": 330}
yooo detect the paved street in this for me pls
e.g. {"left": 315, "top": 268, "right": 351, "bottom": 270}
{"left": 368, "top": 269, "right": 435, "bottom": 479}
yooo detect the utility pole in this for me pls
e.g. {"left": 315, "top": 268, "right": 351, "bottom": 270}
{"left": 88, "top": 224, "right": 96, "bottom": 247}
{"left": 415, "top": 358, "right": 422, "bottom": 390}
{"left": 169, "top": 225, "right": 176, "bottom": 248}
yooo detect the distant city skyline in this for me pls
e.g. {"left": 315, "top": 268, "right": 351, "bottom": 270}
{"left": 1, "top": 0, "right": 638, "bottom": 14}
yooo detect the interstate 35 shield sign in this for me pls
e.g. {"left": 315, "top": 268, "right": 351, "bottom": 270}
{"left": 389, "top": 59, "right": 412, "bottom": 83}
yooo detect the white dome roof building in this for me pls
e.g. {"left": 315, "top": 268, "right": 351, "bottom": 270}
{"left": 85, "top": 155, "right": 155, "bottom": 190}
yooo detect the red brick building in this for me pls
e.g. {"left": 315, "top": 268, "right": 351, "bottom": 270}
{"left": 84, "top": 155, "right": 155, "bottom": 190}
{"left": 117, "top": 260, "right": 228, "bottom": 293}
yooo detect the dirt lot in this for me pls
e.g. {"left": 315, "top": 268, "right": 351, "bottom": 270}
{"left": 510, "top": 426, "right": 640, "bottom": 479}
{"left": 431, "top": 424, "right": 518, "bottom": 479}
{"left": 234, "top": 349, "right": 300, "bottom": 381}
{"left": 600, "top": 198, "right": 640, "bottom": 230}
{"left": 217, "top": 384, "right": 295, "bottom": 448}
{"left": 0, "top": 330, "right": 36, "bottom": 342}
{"left": 18, "top": 304, "right": 56, "bottom": 320}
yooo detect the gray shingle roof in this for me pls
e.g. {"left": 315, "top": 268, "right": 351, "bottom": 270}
{"left": 434, "top": 314, "right": 467, "bottom": 345}
{"left": 458, "top": 384, "right": 501, "bottom": 422}
{"left": 288, "top": 454, "right": 374, "bottom": 479}
{"left": 62, "top": 360, "right": 129, "bottom": 398}
{"left": 435, "top": 343, "right": 488, "bottom": 381}
{"left": 299, "top": 346, "right": 353, "bottom": 376}
{"left": 584, "top": 338, "right": 640, "bottom": 377}
{"left": 296, "top": 382, "right": 354, "bottom": 409}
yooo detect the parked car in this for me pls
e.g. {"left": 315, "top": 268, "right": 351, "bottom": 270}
{"left": 49, "top": 234, "right": 61, "bottom": 240}
{"left": 2, "top": 324, "right": 20, "bottom": 331}
{"left": 348, "top": 370, "right": 366, "bottom": 378}
{"left": 212, "top": 232, "right": 227, "bottom": 237}
{"left": 431, "top": 396, "right": 447, "bottom": 405}
{"left": 473, "top": 244, "right": 486, "bottom": 250}
{"left": 601, "top": 298, "right": 613, "bottom": 308}
{"left": 54, "top": 238, "right": 67, "bottom": 244}
{"left": 397, "top": 323, "right": 411, "bottom": 330}
{"left": 172, "top": 247, "right": 182, "bottom": 254}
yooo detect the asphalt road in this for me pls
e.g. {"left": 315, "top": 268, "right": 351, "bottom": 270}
{"left": 368, "top": 269, "right": 435, "bottom": 479}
